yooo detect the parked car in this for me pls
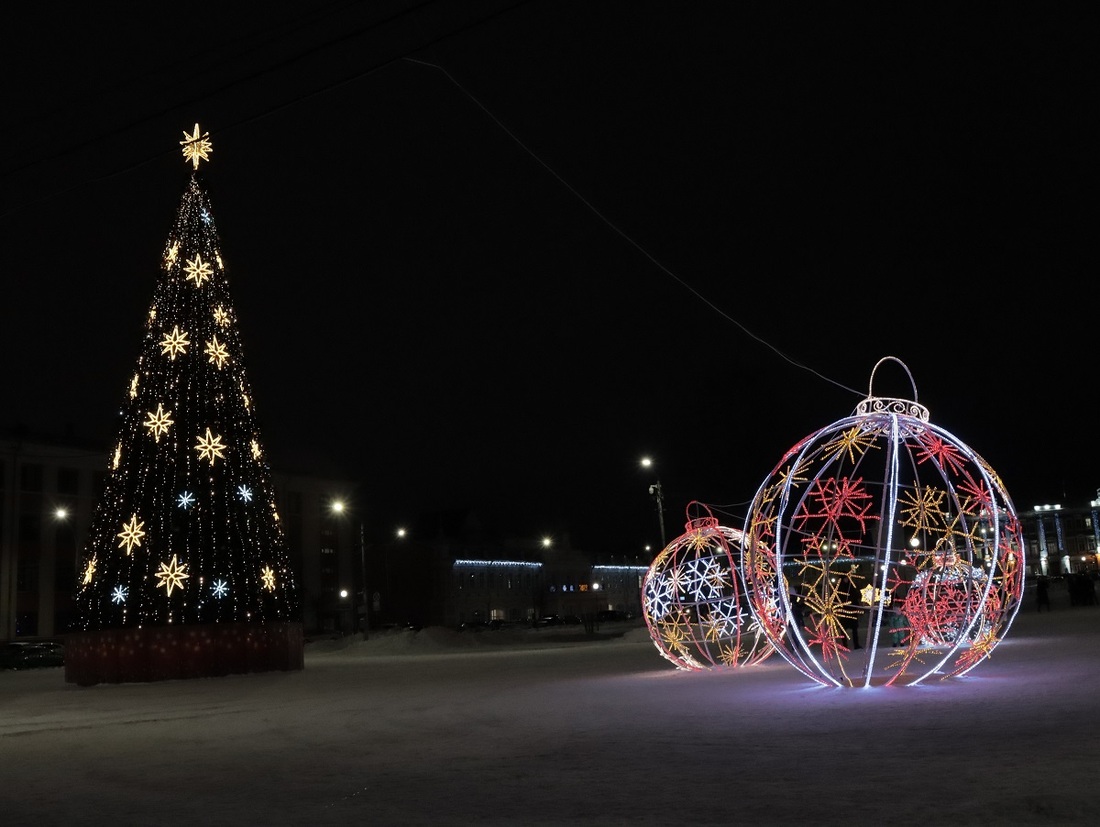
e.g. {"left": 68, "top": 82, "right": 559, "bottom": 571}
{"left": 458, "top": 620, "right": 490, "bottom": 632}
{"left": 596, "top": 609, "right": 632, "bottom": 622}
{"left": 0, "top": 641, "right": 65, "bottom": 670}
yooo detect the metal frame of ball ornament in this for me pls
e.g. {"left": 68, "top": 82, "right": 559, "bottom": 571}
{"left": 641, "top": 502, "right": 777, "bottom": 671}
{"left": 739, "top": 356, "right": 1025, "bottom": 688}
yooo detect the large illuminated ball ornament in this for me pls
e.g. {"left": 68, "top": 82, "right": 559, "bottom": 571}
{"left": 642, "top": 502, "right": 777, "bottom": 670}
{"left": 740, "top": 357, "right": 1025, "bottom": 687}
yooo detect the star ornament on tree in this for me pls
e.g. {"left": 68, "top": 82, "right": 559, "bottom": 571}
{"left": 83, "top": 555, "right": 97, "bottom": 585}
{"left": 117, "top": 514, "right": 146, "bottom": 555}
{"left": 261, "top": 565, "right": 277, "bottom": 592}
{"left": 195, "top": 428, "right": 227, "bottom": 464}
{"left": 204, "top": 335, "right": 229, "bottom": 368}
{"left": 184, "top": 254, "right": 213, "bottom": 287}
{"left": 180, "top": 123, "right": 213, "bottom": 169}
{"left": 156, "top": 555, "right": 190, "bottom": 596}
{"left": 143, "top": 403, "right": 174, "bottom": 442}
{"left": 160, "top": 325, "right": 190, "bottom": 360}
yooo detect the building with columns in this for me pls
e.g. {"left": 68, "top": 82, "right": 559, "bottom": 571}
{"left": 1020, "top": 499, "right": 1100, "bottom": 576}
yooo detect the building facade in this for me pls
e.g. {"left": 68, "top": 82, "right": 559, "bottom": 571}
{"left": 0, "top": 429, "right": 360, "bottom": 642}
{"left": 1019, "top": 499, "right": 1100, "bottom": 576}
{"left": 1, "top": 430, "right": 644, "bottom": 643}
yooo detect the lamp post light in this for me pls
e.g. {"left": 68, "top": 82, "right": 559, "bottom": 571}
{"left": 330, "top": 499, "right": 368, "bottom": 640}
{"left": 53, "top": 506, "right": 79, "bottom": 584}
{"left": 640, "top": 457, "right": 667, "bottom": 547}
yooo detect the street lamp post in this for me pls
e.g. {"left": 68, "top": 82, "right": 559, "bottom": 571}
{"left": 640, "top": 457, "right": 667, "bottom": 547}
{"left": 359, "top": 520, "right": 369, "bottom": 641}
{"left": 53, "top": 506, "right": 79, "bottom": 584}
{"left": 331, "top": 499, "right": 368, "bottom": 640}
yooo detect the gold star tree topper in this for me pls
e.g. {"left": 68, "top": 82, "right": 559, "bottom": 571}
{"left": 181, "top": 123, "right": 213, "bottom": 169}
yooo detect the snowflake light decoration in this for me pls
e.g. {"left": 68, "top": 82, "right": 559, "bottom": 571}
{"left": 641, "top": 502, "right": 777, "bottom": 671}
{"left": 741, "top": 357, "right": 1025, "bottom": 687}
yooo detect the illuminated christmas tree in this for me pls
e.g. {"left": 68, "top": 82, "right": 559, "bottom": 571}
{"left": 65, "top": 125, "right": 303, "bottom": 685}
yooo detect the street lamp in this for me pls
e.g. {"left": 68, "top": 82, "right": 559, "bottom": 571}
{"left": 640, "top": 457, "right": 666, "bottom": 547}
{"left": 330, "top": 499, "right": 369, "bottom": 640}
{"left": 53, "top": 506, "right": 79, "bottom": 584}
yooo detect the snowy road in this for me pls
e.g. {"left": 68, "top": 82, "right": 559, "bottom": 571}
{"left": 2, "top": 610, "right": 1098, "bottom": 826}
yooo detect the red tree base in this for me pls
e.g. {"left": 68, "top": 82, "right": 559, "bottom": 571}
{"left": 64, "top": 622, "right": 304, "bottom": 686}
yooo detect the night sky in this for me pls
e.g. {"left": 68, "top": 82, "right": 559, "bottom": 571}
{"left": 2, "top": 2, "right": 1090, "bottom": 554}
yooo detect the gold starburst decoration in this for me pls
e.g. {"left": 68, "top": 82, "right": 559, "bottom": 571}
{"left": 112, "top": 443, "right": 121, "bottom": 470}
{"left": 251, "top": 439, "right": 262, "bottom": 460}
{"left": 156, "top": 555, "right": 190, "bottom": 595}
{"left": 261, "top": 565, "right": 276, "bottom": 591}
{"left": 196, "top": 428, "right": 227, "bottom": 464}
{"left": 144, "top": 403, "right": 174, "bottom": 442}
{"left": 184, "top": 254, "right": 213, "bottom": 287}
{"left": 213, "top": 305, "right": 229, "bottom": 327}
{"left": 165, "top": 241, "right": 180, "bottom": 266}
{"left": 129, "top": 374, "right": 139, "bottom": 399}
{"left": 204, "top": 335, "right": 229, "bottom": 368}
{"left": 160, "top": 325, "right": 190, "bottom": 360}
{"left": 117, "top": 514, "right": 146, "bottom": 555}
{"left": 180, "top": 123, "right": 212, "bottom": 169}
{"left": 82, "top": 555, "right": 97, "bottom": 585}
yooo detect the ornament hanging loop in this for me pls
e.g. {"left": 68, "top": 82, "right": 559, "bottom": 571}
{"left": 854, "top": 355, "right": 930, "bottom": 421}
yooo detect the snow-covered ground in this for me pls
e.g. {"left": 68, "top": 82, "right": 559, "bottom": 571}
{"left": 2, "top": 605, "right": 1098, "bottom": 826}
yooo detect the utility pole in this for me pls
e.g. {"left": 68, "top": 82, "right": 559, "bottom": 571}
{"left": 359, "top": 521, "right": 369, "bottom": 640}
{"left": 649, "top": 480, "right": 667, "bottom": 547}
{"left": 640, "top": 457, "right": 667, "bottom": 547}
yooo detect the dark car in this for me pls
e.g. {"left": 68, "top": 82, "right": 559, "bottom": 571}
{"left": 458, "top": 620, "right": 490, "bottom": 632}
{"left": 596, "top": 609, "right": 632, "bottom": 622}
{"left": 0, "top": 641, "right": 65, "bottom": 670}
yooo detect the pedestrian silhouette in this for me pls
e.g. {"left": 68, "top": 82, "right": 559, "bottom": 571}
{"left": 1036, "top": 575, "right": 1051, "bottom": 612}
{"left": 788, "top": 586, "right": 806, "bottom": 632}
{"left": 888, "top": 587, "right": 908, "bottom": 646}
{"left": 839, "top": 577, "right": 864, "bottom": 649}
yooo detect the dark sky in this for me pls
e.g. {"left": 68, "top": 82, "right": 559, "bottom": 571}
{"left": 1, "top": 2, "right": 1091, "bottom": 554}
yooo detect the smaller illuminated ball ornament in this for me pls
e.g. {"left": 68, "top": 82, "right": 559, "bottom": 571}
{"left": 642, "top": 502, "right": 776, "bottom": 670}
{"left": 740, "top": 357, "right": 1025, "bottom": 687}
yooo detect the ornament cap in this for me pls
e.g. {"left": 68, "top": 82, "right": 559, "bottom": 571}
{"left": 854, "top": 355, "right": 929, "bottom": 421}
{"left": 683, "top": 501, "right": 720, "bottom": 533}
